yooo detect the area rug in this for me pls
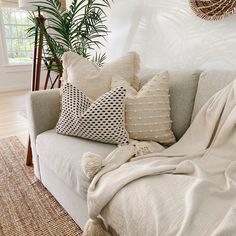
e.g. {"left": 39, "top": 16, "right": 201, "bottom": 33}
{"left": 0, "top": 137, "right": 83, "bottom": 236}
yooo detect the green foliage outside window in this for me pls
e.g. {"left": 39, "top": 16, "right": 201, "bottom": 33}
{"left": 2, "top": 7, "right": 34, "bottom": 64}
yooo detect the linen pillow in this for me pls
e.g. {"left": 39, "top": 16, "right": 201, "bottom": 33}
{"left": 56, "top": 83, "right": 129, "bottom": 145}
{"left": 62, "top": 51, "right": 140, "bottom": 100}
{"left": 139, "top": 68, "right": 200, "bottom": 140}
{"left": 111, "top": 72, "right": 176, "bottom": 145}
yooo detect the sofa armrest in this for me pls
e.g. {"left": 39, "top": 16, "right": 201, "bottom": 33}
{"left": 26, "top": 89, "right": 61, "bottom": 179}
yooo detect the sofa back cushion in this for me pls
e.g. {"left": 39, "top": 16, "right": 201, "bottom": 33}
{"left": 191, "top": 71, "right": 236, "bottom": 121}
{"left": 140, "top": 69, "right": 200, "bottom": 140}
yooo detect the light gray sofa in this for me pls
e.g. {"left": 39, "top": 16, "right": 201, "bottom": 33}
{"left": 26, "top": 70, "right": 236, "bottom": 230}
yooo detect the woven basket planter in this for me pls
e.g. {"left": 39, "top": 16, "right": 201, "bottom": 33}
{"left": 189, "top": 0, "right": 236, "bottom": 21}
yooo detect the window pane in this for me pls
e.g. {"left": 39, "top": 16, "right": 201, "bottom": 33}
{"left": 11, "top": 26, "right": 18, "bottom": 38}
{"left": 22, "top": 14, "right": 30, "bottom": 25}
{"left": 2, "top": 8, "right": 10, "bottom": 24}
{"left": 6, "top": 39, "right": 12, "bottom": 51}
{"left": 2, "top": 7, "right": 34, "bottom": 64}
{"left": 4, "top": 25, "right": 11, "bottom": 38}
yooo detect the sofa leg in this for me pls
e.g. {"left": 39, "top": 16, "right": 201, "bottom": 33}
{"left": 26, "top": 137, "right": 33, "bottom": 166}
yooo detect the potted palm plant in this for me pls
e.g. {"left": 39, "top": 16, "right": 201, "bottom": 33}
{"left": 27, "top": 0, "right": 111, "bottom": 76}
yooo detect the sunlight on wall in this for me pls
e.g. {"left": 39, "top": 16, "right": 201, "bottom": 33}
{"left": 106, "top": 0, "right": 236, "bottom": 70}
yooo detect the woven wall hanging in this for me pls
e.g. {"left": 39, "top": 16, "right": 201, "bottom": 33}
{"left": 189, "top": 0, "right": 236, "bottom": 21}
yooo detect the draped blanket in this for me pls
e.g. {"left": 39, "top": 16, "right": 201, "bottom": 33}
{"left": 82, "top": 80, "right": 236, "bottom": 236}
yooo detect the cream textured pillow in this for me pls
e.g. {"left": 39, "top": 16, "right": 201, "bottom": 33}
{"left": 56, "top": 83, "right": 129, "bottom": 145}
{"left": 111, "top": 72, "right": 176, "bottom": 144}
{"left": 62, "top": 51, "right": 140, "bottom": 100}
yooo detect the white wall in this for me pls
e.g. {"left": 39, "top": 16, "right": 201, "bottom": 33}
{"left": 2, "top": 0, "right": 236, "bottom": 91}
{"left": 0, "top": 65, "right": 32, "bottom": 92}
{"left": 106, "top": 0, "right": 236, "bottom": 70}
{"left": 0, "top": 46, "right": 31, "bottom": 93}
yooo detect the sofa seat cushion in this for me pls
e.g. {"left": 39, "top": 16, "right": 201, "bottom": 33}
{"left": 36, "top": 129, "right": 116, "bottom": 199}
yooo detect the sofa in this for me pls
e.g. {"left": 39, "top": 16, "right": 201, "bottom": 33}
{"left": 26, "top": 69, "right": 236, "bottom": 230}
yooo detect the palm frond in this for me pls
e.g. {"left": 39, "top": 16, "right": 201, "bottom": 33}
{"left": 26, "top": 0, "right": 112, "bottom": 74}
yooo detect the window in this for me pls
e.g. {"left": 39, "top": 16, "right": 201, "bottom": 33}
{"left": 1, "top": 7, "right": 34, "bottom": 64}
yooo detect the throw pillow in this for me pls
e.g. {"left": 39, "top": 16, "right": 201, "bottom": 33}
{"left": 111, "top": 71, "right": 176, "bottom": 145}
{"left": 62, "top": 51, "right": 140, "bottom": 100}
{"left": 56, "top": 83, "right": 129, "bottom": 145}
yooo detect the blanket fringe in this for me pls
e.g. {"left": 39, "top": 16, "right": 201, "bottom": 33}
{"left": 81, "top": 153, "right": 105, "bottom": 180}
{"left": 82, "top": 141, "right": 165, "bottom": 180}
{"left": 134, "top": 141, "right": 157, "bottom": 156}
{"left": 82, "top": 218, "right": 112, "bottom": 236}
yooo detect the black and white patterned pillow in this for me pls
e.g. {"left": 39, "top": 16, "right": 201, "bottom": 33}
{"left": 56, "top": 83, "right": 129, "bottom": 145}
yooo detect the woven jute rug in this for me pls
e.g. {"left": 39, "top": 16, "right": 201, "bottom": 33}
{"left": 0, "top": 137, "right": 83, "bottom": 236}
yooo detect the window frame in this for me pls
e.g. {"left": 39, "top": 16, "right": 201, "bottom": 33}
{"left": 0, "top": 7, "right": 9, "bottom": 66}
{"left": 0, "top": 5, "right": 33, "bottom": 69}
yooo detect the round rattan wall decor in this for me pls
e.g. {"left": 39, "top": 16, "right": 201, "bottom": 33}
{"left": 189, "top": 0, "right": 236, "bottom": 21}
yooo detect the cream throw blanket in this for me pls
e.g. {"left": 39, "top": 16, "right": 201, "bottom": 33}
{"left": 82, "top": 80, "right": 236, "bottom": 236}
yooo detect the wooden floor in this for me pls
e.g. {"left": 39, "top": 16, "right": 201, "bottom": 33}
{"left": 0, "top": 89, "right": 29, "bottom": 147}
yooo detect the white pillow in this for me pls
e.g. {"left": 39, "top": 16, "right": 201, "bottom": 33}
{"left": 111, "top": 71, "right": 176, "bottom": 145}
{"left": 56, "top": 83, "right": 129, "bottom": 145}
{"left": 62, "top": 51, "right": 140, "bottom": 100}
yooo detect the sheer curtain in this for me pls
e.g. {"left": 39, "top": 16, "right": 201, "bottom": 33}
{"left": 106, "top": 0, "right": 236, "bottom": 70}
